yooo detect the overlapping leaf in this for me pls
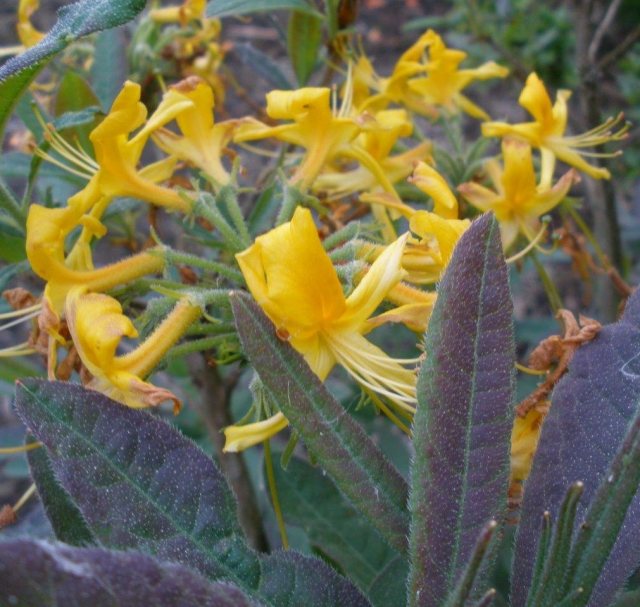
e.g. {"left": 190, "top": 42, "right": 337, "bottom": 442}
{"left": 408, "top": 213, "right": 515, "bottom": 606}
{"left": 270, "top": 452, "right": 406, "bottom": 606}
{"left": 27, "top": 435, "right": 95, "bottom": 547}
{"left": 231, "top": 291, "right": 409, "bottom": 554}
{"left": 15, "top": 380, "right": 368, "bottom": 607}
{"left": 512, "top": 289, "right": 640, "bottom": 606}
{"left": 0, "top": 539, "right": 257, "bottom": 607}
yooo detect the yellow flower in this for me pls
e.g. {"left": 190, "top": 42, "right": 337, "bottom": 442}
{"left": 409, "top": 161, "right": 460, "bottom": 219}
{"left": 235, "top": 88, "right": 364, "bottom": 191}
{"left": 511, "top": 405, "right": 547, "bottom": 483}
{"left": 66, "top": 289, "right": 202, "bottom": 411}
{"left": 482, "top": 72, "right": 627, "bottom": 182}
{"left": 225, "top": 206, "right": 417, "bottom": 451}
{"left": 459, "top": 139, "right": 578, "bottom": 249}
{"left": 26, "top": 180, "right": 165, "bottom": 317}
{"left": 406, "top": 30, "right": 508, "bottom": 120}
{"left": 150, "top": 0, "right": 206, "bottom": 24}
{"left": 313, "top": 109, "right": 432, "bottom": 199}
{"left": 17, "top": 0, "right": 44, "bottom": 48}
{"left": 90, "top": 81, "right": 195, "bottom": 212}
{"left": 152, "top": 77, "right": 239, "bottom": 185}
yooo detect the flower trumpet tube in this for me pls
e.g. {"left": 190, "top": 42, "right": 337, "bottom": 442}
{"left": 66, "top": 289, "right": 202, "bottom": 412}
{"left": 89, "top": 81, "right": 195, "bottom": 212}
{"left": 224, "top": 207, "right": 418, "bottom": 451}
{"left": 482, "top": 72, "right": 628, "bottom": 182}
{"left": 152, "top": 77, "right": 239, "bottom": 186}
{"left": 459, "top": 139, "right": 579, "bottom": 249}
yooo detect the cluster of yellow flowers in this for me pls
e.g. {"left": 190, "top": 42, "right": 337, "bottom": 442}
{"left": 3, "top": 1, "right": 627, "bottom": 481}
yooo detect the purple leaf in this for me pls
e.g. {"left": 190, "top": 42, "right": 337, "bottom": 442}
{"left": 512, "top": 289, "right": 640, "bottom": 606}
{"left": 0, "top": 539, "right": 257, "bottom": 606}
{"left": 408, "top": 214, "right": 515, "bottom": 606}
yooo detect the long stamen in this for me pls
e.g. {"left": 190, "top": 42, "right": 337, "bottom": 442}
{"left": 0, "top": 309, "right": 40, "bottom": 333}
{"left": 0, "top": 342, "right": 37, "bottom": 357}
{"left": 506, "top": 220, "right": 549, "bottom": 264}
{"left": 13, "top": 483, "right": 37, "bottom": 513}
{"left": 34, "top": 148, "right": 95, "bottom": 179}
{"left": 0, "top": 442, "right": 42, "bottom": 455}
{"left": 0, "top": 303, "right": 41, "bottom": 320}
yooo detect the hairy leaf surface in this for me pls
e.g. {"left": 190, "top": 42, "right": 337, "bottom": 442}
{"left": 0, "top": 539, "right": 257, "bottom": 607}
{"left": 15, "top": 380, "right": 367, "bottom": 607}
{"left": 512, "top": 289, "right": 640, "bottom": 606}
{"left": 408, "top": 213, "right": 515, "bottom": 606}
{"left": 270, "top": 452, "right": 406, "bottom": 605}
{"left": 231, "top": 291, "right": 409, "bottom": 554}
{"left": 27, "top": 435, "right": 95, "bottom": 547}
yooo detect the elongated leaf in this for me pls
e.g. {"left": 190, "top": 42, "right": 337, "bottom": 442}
{"left": 0, "top": 0, "right": 146, "bottom": 140}
{"left": 288, "top": 10, "right": 323, "bottom": 85}
{"left": 15, "top": 380, "right": 367, "bottom": 607}
{"left": 563, "top": 408, "right": 640, "bottom": 605}
{"left": 408, "top": 213, "right": 515, "bottom": 606}
{"left": 270, "top": 452, "right": 406, "bottom": 605}
{"left": 0, "top": 539, "right": 257, "bottom": 607}
{"left": 26, "top": 435, "right": 95, "bottom": 547}
{"left": 512, "top": 289, "right": 640, "bottom": 606}
{"left": 259, "top": 551, "right": 371, "bottom": 607}
{"left": 207, "top": 0, "right": 322, "bottom": 18}
{"left": 14, "top": 380, "right": 258, "bottom": 587}
{"left": 231, "top": 291, "right": 410, "bottom": 553}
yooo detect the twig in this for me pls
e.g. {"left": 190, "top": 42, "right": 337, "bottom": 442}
{"left": 588, "top": 0, "right": 622, "bottom": 62}
{"left": 597, "top": 24, "right": 640, "bottom": 71}
{"left": 192, "top": 354, "right": 269, "bottom": 551}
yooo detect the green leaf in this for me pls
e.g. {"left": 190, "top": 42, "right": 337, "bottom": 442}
{"left": 269, "top": 451, "right": 406, "bottom": 606}
{"left": 234, "top": 43, "right": 294, "bottom": 90}
{"left": 287, "top": 10, "right": 323, "bottom": 86}
{"left": 231, "top": 291, "right": 409, "bottom": 554}
{"left": 26, "top": 435, "right": 95, "bottom": 547}
{"left": 91, "top": 27, "right": 129, "bottom": 111}
{"left": 408, "top": 214, "right": 515, "bottom": 606}
{"left": 207, "top": 0, "right": 323, "bottom": 19}
{"left": 14, "top": 379, "right": 369, "bottom": 607}
{"left": 0, "top": 233, "right": 26, "bottom": 262}
{"left": 0, "top": 0, "right": 146, "bottom": 140}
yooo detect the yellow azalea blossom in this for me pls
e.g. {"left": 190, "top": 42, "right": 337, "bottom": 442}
{"left": 459, "top": 139, "right": 578, "bottom": 249}
{"left": 26, "top": 195, "right": 164, "bottom": 317}
{"left": 89, "top": 81, "right": 195, "bottom": 212}
{"left": 482, "top": 72, "right": 628, "bottom": 183}
{"left": 350, "top": 35, "right": 435, "bottom": 116}
{"left": 235, "top": 87, "right": 392, "bottom": 192}
{"left": 225, "top": 206, "right": 417, "bottom": 451}
{"left": 511, "top": 405, "right": 547, "bottom": 483}
{"left": 152, "top": 77, "right": 239, "bottom": 185}
{"left": 17, "top": 0, "right": 44, "bottom": 48}
{"left": 409, "top": 161, "right": 459, "bottom": 219}
{"left": 406, "top": 30, "right": 508, "bottom": 120}
{"left": 150, "top": 0, "right": 206, "bottom": 24}
{"left": 66, "top": 289, "right": 202, "bottom": 411}
{"left": 313, "top": 109, "right": 432, "bottom": 199}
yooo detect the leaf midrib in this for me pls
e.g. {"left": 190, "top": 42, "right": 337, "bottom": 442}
{"left": 19, "top": 382, "right": 265, "bottom": 603}
{"left": 447, "top": 218, "right": 498, "bottom": 591}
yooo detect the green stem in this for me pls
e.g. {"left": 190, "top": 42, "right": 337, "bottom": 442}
{"left": 530, "top": 250, "right": 563, "bottom": 313}
{"left": 264, "top": 439, "right": 289, "bottom": 549}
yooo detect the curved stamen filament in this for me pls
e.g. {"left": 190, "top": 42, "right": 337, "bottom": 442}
{"left": 0, "top": 303, "right": 41, "bottom": 320}
{"left": 0, "top": 309, "right": 40, "bottom": 333}
{"left": 0, "top": 342, "right": 36, "bottom": 357}
{"left": 506, "top": 220, "right": 549, "bottom": 264}
{"left": 0, "top": 442, "right": 42, "bottom": 455}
